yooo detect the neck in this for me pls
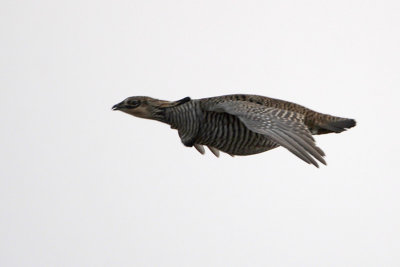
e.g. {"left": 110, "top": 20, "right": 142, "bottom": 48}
{"left": 150, "top": 97, "right": 192, "bottom": 125}
{"left": 151, "top": 107, "right": 169, "bottom": 123}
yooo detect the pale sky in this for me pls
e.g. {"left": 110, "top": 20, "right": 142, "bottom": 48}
{"left": 1, "top": 0, "right": 400, "bottom": 266}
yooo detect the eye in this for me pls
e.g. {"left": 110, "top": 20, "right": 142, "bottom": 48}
{"left": 127, "top": 100, "right": 140, "bottom": 107}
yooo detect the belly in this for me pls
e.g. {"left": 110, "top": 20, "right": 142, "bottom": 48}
{"left": 196, "top": 112, "right": 278, "bottom": 155}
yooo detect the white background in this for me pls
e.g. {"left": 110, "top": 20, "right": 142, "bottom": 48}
{"left": 1, "top": 0, "right": 399, "bottom": 266}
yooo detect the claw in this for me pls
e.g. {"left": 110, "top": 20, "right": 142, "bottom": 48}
{"left": 207, "top": 146, "right": 220, "bottom": 157}
{"left": 194, "top": 144, "right": 205, "bottom": 155}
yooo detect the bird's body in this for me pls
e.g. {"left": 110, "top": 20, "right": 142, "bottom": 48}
{"left": 164, "top": 97, "right": 278, "bottom": 156}
{"left": 112, "top": 94, "right": 356, "bottom": 167}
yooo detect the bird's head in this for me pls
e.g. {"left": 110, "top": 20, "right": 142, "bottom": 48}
{"left": 112, "top": 96, "right": 191, "bottom": 120}
{"left": 112, "top": 96, "right": 166, "bottom": 119}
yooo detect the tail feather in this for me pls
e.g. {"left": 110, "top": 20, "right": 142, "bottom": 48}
{"left": 309, "top": 113, "right": 356, "bottom": 135}
{"left": 320, "top": 118, "right": 356, "bottom": 133}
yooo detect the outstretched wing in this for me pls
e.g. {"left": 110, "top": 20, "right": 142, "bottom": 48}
{"left": 205, "top": 101, "right": 326, "bottom": 167}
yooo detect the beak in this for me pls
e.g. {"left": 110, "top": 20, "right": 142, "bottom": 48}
{"left": 112, "top": 102, "right": 123, "bottom": 110}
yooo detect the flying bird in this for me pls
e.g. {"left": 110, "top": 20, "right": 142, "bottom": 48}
{"left": 112, "top": 94, "right": 356, "bottom": 167}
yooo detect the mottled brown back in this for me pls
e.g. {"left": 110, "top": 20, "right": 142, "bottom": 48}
{"left": 200, "top": 94, "right": 356, "bottom": 135}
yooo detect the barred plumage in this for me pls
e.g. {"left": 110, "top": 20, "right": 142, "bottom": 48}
{"left": 112, "top": 94, "right": 356, "bottom": 167}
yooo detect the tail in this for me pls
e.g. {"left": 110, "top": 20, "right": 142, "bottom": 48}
{"left": 308, "top": 113, "right": 356, "bottom": 135}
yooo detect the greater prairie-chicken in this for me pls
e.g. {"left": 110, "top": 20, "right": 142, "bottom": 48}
{"left": 112, "top": 94, "right": 356, "bottom": 167}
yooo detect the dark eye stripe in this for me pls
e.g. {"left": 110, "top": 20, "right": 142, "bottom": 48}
{"left": 127, "top": 100, "right": 140, "bottom": 107}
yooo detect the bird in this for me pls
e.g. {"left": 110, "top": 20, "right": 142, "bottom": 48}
{"left": 112, "top": 94, "right": 356, "bottom": 167}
